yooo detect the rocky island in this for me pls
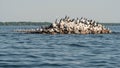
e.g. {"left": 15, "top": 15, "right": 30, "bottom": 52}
{"left": 16, "top": 16, "right": 111, "bottom": 34}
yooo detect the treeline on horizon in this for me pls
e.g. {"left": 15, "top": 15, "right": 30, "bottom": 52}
{"left": 0, "top": 22, "right": 120, "bottom": 26}
{"left": 101, "top": 23, "right": 120, "bottom": 26}
{"left": 0, "top": 22, "right": 52, "bottom": 26}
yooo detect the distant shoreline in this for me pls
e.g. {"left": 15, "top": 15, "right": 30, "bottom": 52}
{"left": 101, "top": 23, "right": 120, "bottom": 26}
{"left": 0, "top": 22, "right": 51, "bottom": 26}
{"left": 0, "top": 22, "right": 120, "bottom": 26}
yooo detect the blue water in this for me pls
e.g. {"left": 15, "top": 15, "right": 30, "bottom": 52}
{"left": 0, "top": 25, "right": 120, "bottom": 68}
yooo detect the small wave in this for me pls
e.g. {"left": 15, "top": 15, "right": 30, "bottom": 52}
{"left": 0, "top": 64, "right": 42, "bottom": 68}
{"left": 89, "top": 60, "right": 107, "bottom": 64}
{"left": 111, "top": 32, "right": 120, "bottom": 34}
{"left": 41, "top": 53, "right": 57, "bottom": 57}
{"left": 16, "top": 41, "right": 25, "bottom": 44}
{"left": 68, "top": 43, "right": 89, "bottom": 47}
{"left": 26, "top": 54, "right": 39, "bottom": 58}
{"left": 0, "top": 34, "right": 8, "bottom": 37}
{"left": 39, "top": 63, "right": 64, "bottom": 66}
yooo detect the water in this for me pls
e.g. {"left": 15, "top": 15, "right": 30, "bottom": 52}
{"left": 0, "top": 25, "right": 120, "bottom": 68}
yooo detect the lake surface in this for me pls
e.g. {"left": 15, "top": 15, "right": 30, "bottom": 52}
{"left": 0, "top": 25, "right": 120, "bottom": 68}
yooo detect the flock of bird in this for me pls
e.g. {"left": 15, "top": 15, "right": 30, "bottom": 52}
{"left": 35, "top": 16, "right": 111, "bottom": 34}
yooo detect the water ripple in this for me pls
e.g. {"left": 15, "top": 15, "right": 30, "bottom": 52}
{"left": 0, "top": 25, "right": 120, "bottom": 68}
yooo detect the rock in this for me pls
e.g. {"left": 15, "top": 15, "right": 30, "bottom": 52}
{"left": 16, "top": 16, "right": 111, "bottom": 34}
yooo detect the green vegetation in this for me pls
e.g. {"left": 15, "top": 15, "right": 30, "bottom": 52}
{"left": 0, "top": 22, "right": 52, "bottom": 26}
{"left": 101, "top": 23, "right": 120, "bottom": 26}
{"left": 0, "top": 22, "right": 120, "bottom": 26}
